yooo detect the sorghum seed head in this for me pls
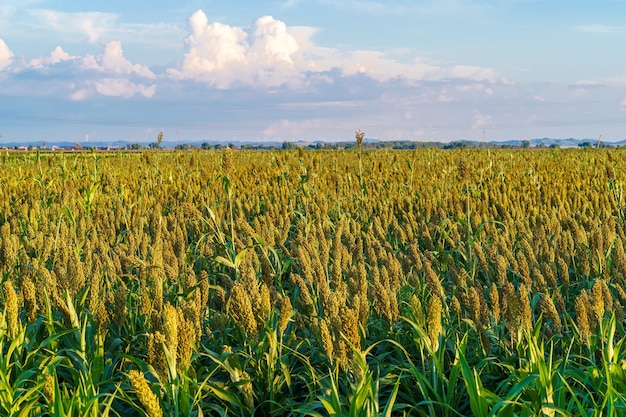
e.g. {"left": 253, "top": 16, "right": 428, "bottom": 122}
{"left": 427, "top": 295, "right": 442, "bottom": 352}
{"left": 222, "top": 146, "right": 233, "bottom": 175}
{"left": 355, "top": 129, "right": 365, "bottom": 147}
{"left": 129, "top": 370, "right": 163, "bottom": 417}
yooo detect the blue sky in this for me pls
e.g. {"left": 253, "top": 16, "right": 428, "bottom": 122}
{"left": 1, "top": 0, "right": 626, "bottom": 144}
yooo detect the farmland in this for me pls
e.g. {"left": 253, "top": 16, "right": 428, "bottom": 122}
{"left": 0, "top": 147, "right": 625, "bottom": 416}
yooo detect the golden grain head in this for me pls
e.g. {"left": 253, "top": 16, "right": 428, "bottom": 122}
{"left": 222, "top": 146, "right": 234, "bottom": 174}
{"left": 129, "top": 370, "right": 163, "bottom": 417}
{"left": 427, "top": 295, "right": 442, "bottom": 351}
{"left": 355, "top": 129, "right": 365, "bottom": 147}
{"left": 3, "top": 280, "right": 19, "bottom": 338}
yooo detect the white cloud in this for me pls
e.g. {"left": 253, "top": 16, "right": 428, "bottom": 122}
{"left": 83, "top": 41, "right": 155, "bottom": 79}
{"left": 14, "top": 41, "right": 157, "bottom": 99}
{"left": 95, "top": 78, "right": 156, "bottom": 98}
{"left": 251, "top": 16, "right": 300, "bottom": 65}
{"left": 0, "top": 38, "right": 14, "bottom": 71}
{"left": 180, "top": 10, "right": 248, "bottom": 74}
{"left": 81, "top": 42, "right": 156, "bottom": 98}
{"left": 168, "top": 9, "right": 500, "bottom": 89}
{"left": 27, "top": 46, "right": 73, "bottom": 68}
{"left": 168, "top": 10, "right": 305, "bottom": 88}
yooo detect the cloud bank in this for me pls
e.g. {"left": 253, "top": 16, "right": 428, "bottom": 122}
{"left": 165, "top": 9, "right": 501, "bottom": 89}
{"left": 6, "top": 8, "right": 505, "bottom": 96}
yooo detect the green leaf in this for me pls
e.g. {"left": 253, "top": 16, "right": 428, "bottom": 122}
{"left": 215, "top": 255, "right": 236, "bottom": 270}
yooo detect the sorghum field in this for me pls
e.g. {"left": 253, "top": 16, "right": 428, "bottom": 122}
{"left": 1, "top": 147, "right": 626, "bottom": 416}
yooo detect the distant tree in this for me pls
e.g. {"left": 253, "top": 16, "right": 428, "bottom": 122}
{"left": 521, "top": 140, "right": 531, "bottom": 149}
{"left": 578, "top": 141, "right": 593, "bottom": 148}
{"left": 157, "top": 131, "right": 163, "bottom": 149}
{"left": 444, "top": 141, "right": 468, "bottom": 150}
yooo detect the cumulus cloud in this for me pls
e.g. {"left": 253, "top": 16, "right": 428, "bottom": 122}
{"left": 15, "top": 41, "right": 156, "bottom": 99}
{"left": 250, "top": 16, "right": 300, "bottom": 65}
{"left": 82, "top": 41, "right": 155, "bottom": 78}
{"left": 79, "top": 42, "right": 156, "bottom": 98}
{"left": 0, "top": 38, "right": 14, "bottom": 71}
{"left": 27, "top": 46, "right": 73, "bottom": 69}
{"left": 168, "top": 10, "right": 305, "bottom": 88}
{"left": 167, "top": 9, "right": 501, "bottom": 90}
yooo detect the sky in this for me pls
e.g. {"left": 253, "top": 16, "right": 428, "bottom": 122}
{"left": 1, "top": 0, "right": 626, "bottom": 144}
